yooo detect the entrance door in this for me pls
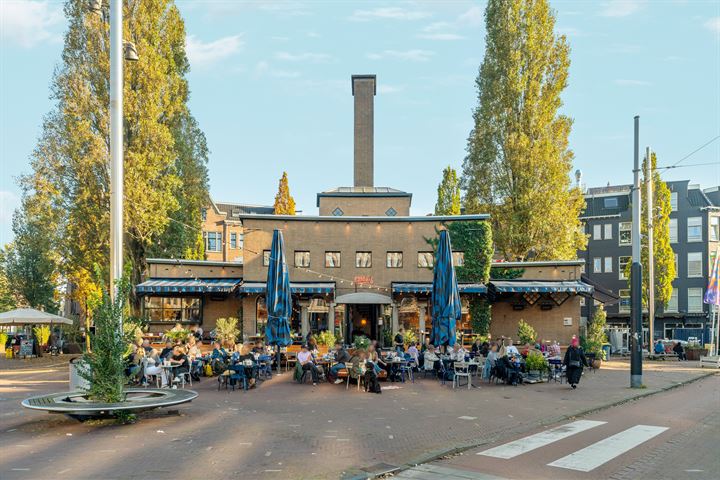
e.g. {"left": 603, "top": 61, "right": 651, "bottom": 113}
{"left": 346, "top": 304, "right": 378, "bottom": 343}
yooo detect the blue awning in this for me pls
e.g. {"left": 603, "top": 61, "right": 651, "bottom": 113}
{"left": 489, "top": 280, "right": 593, "bottom": 294}
{"left": 392, "top": 283, "right": 487, "bottom": 294}
{"left": 136, "top": 278, "right": 242, "bottom": 295}
{"left": 238, "top": 282, "right": 335, "bottom": 294}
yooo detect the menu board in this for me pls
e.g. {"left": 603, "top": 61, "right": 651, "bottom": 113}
{"left": 19, "top": 339, "right": 34, "bottom": 357}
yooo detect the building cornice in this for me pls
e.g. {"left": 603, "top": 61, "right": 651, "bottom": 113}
{"left": 237, "top": 213, "right": 489, "bottom": 223}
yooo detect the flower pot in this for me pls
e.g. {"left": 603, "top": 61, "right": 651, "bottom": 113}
{"left": 592, "top": 359, "right": 601, "bottom": 369}
{"left": 686, "top": 348, "right": 708, "bottom": 361}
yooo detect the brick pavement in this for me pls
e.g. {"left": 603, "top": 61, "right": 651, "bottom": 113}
{"left": 0, "top": 358, "right": 714, "bottom": 480}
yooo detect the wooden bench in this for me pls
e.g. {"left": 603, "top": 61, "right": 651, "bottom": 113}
{"left": 283, "top": 345, "right": 302, "bottom": 371}
{"left": 646, "top": 352, "right": 679, "bottom": 361}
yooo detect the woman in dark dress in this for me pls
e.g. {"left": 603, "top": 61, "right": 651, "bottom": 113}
{"left": 563, "top": 337, "right": 588, "bottom": 389}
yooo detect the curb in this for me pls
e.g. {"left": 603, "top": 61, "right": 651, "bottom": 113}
{"left": 344, "top": 371, "right": 717, "bottom": 480}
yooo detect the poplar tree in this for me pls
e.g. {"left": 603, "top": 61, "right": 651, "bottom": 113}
{"left": 434, "top": 166, "right": 461, "bottom": 215}
{"left": 19, "top": 0, "right": 209, "bottom": 315}
{"left": 273, "top": 172, "right": 296, "bottom": 215}
{"left": 461, "top": 0, "right": 586, "bottom": 261}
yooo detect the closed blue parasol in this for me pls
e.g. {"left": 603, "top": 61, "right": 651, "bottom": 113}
{"left": 431, "top": 229, "right": 461, "bottom": 347}
{"left": 265, "top": 229, "right": 292, "bottom": 348}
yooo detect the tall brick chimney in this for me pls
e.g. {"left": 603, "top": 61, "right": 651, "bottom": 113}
{"left": 352, "top": 74, "right": 376, "bottom": 187}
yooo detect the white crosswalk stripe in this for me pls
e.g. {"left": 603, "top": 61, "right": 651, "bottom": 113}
{"left": 548, "top": 424, "right": 669, "bottom": 472}
{"left": 477, "top": 419, "right": 607, "bottom": 459}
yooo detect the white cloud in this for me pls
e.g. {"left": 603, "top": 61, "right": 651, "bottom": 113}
{"left": 350, "top": 7, "right": 431, "bottom": 21}
{"left": 418, "top": 33, "right": 464, "bottom": 41}
{"left": 423, "top": 21, "right": 453, "bottom": 32}
{"left": 274, "top": 51, "right": 331, "bottom": 62}
{"left": 457, "top": 6, "right": 484, "bottom": 26}
{"left": 378, "top": 84, "right": 404, "bottom": 94}
{"left": 186, "top": 35, "right": 243, "bottom": 68}
{"left": 704, "top": 17, "right": 720, "bottom": 34}
{"left": 614, "top": 79, "right": 651, "bottom": 86}
{"left": 600, "top": 0, "right": 646, "bottom": 18}
{"left": 366, "top": 49, "right": 435, "bottom": 62}
{"left": 0, "top": 190, "right": 19, "bottom": 224}
{"left": 0, "top": 0, "right": 64, "bottom": 48}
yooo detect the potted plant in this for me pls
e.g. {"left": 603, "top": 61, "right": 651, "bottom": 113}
{"left": 316, "top": 330, "right": 338, "bottom": 347}
{"left": 403, "top": 329, "right": 418, "bottom": 346}
{"left": 517, "top": 319, "right": 537, "bottom": 345}
{"left": 382, "top": 329, "right": 393, "bottom": 348}
{"left": 525, "top": 351, "right": 548, "bottom": 381}
{"left": 353, "top": 335, "right": 370, "bottom": 351}
{"left": 584, "top": 306, "right": 608, "bottom": 369}
{"left": 685, "top": 342, "right": 708, "bottom": 361}
{"left": 215, "top": 317, "right": 240, "bottom": 346}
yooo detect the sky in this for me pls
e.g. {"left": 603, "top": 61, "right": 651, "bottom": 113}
{"left": 1, "top": 0, "right": 719, "bottom": 246}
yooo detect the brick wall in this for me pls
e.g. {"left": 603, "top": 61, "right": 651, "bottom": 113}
{"left": 318, "top": 195, "right": 411, "bottom": 216}
{"left": 490, "top": 297, "right": 581, "bottom": 346}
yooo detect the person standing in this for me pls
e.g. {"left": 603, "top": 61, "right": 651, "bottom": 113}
{"left": 394, "top": 328, "right": 405, "bottom": 353}
{"left": 563, "top": 337, "right": 588, "bottom": 389}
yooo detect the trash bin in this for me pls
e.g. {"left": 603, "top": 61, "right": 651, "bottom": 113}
{"left": 69, "top": 357, "right": 90, "bottom": 391}
{"left": 601, "top": 344, "right": 612, "bottom": 361}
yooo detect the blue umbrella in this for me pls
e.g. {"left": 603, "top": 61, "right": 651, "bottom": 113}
{"left": 431, "top": 229, "right": 461, "bottom": 347}
{"left": 265, "top": 229, "right": 292, "bottom": 349}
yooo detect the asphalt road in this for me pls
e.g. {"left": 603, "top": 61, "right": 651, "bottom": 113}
{"left": 398, "top": 374, "right": 720, "bottom": 480}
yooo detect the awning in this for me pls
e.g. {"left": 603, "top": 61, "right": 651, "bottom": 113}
{"left": 581, "top": 274, "right": 620, "bottom": 305}
{"left": 335, "top": 292, "right": 392, "bottom": 304}
{"left": 238, "top": 282, "right": 335, "bottom": 294}
{"left": 136, "top": 278, "right": 241, "bottom": 295}
{"left": 392, "top": 283, "right": 487, "bottom": 294}
{"left": 489, "top": 280, "right": 593, "bottom": 294}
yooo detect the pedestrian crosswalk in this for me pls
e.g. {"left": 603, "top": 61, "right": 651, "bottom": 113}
{"left": 475, "top": 419, "right": 668, "bottom": 473}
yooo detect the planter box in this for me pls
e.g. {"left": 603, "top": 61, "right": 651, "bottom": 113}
{"left": 686, "top": 349, "right": 708, "bottom": 361}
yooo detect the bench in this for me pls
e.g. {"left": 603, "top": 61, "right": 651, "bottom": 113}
{"left": 646, "top": 353, "right": 679, "bottom": 361}
{"left": 699, "top": 355, "right": 720, "bottom": 368}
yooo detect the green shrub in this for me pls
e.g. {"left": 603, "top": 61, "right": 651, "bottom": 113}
{"left": 517, "top": 319, "right": 536, "bottom": 345}
{"left": 316, "top": 330, "right": 339, "bottom": 346}
{"left": 215, "top": 317, "right": 240, "bottom": 345}
{"left": 164, "top": 328, "right": 191, "bottom": 344}
{"left": 525, "top": 350, "right": 548, "bottom": 372}
{"left": 469, "top": 298, "right": 492, "bottom": 335}
{"left": 403, "top": 329, "right": 418, "bottom": 345}
{"left": 0, "top": 332, "right": 7, "bottom": 350}
{"left": 33, "top": 325, "right": 51, "bottom": 346}
{"left": 585, "top": 306, "right": 608, "bottom": 358}
{"left": 353, "top": 335, "right": 370, "bottom": 351}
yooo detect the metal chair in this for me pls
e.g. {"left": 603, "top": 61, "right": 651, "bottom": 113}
{"left": 399, "top": 359, "right": 415, "bottom": 383}
{"left": 453, "top": 362, "right": 472, "bottom": 389}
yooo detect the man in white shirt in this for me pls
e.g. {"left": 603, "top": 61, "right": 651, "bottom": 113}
{"left": 297, "top": 345, "right": 321, "bottom": 385}
{"left": 505, "top": 338, "right": 519, "bottom": 357}
{"left": 450, "top": 343, "right": 467, "bottom": 362}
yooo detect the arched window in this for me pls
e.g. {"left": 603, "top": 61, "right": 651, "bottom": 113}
{"left": 256, "top": 296, "right": 268, "bottom": 335}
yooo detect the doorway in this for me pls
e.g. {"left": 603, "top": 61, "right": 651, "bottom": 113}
{"left": 347, "top": 304, "right": 378, "bottom": 342}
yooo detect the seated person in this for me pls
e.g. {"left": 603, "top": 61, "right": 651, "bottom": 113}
{"left": 394, "top": 328, "right": 405, "bottom": 353}
{"left": 141, "top": 338, "right": 153, "bottom": 354}
{"left": 406, "top": 342, "right": 420, "bottom": 365}
{"left": 423, "top": 345, "right": 441, "bottom": 375}
{"left": 307, "top": 336, "right": 319, "bottom": 354}
{"left": 297, "top": 344, "right": 321, "bottom": 385}
{"left": 449, "top": 343, "right": 467, "bottom": 362}
{"left": 229, "top": 343, "right": 258, "bottom": 388}
{"left": 368, "top": 345, "right": 392, "bottom": 379}
{"left": 470, "top": 338, "right": 483, "bottom": 357}
{"left": 142, "top": 349, "right": 168, "bottom": 387}
{"left": 549, "top": 340, "right": 562, "bottom": 358}
{"left": 483, "top": 343, "right": 499, "bottom": 379}
{"left": 159, "top": 341, "right": 174, "bottom": 360}
{"left": 420, "top": 337, "right": 432, "bottom": 353}
{"left": 654, "top": 340, "right": 665, "bottom": 355}
{"left": 504, "top": 338, "right": 519, "bottom": 358}
{"left": 672, "top": 341, "right": 686, "bottom": 360}
{"left": 168, "top": 345, "right": 190, "bottom": 384}
{"left": 329, "top": 341, "right": 351, "bottom": 384}
{"left": 211, "top": 341, "right": 228, "bottom": 361}
{"left": 252, "top": 341, "right": 266, "bottom": 355}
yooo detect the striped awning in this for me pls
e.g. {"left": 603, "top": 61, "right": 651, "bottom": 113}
{"left": 136, "top": 278, "right": 242, "bottom": 294}
{"left": 489, "top": 280, "right": 593, "bottom": 294}
{"left": 392, "top": 283, "right": 487, "bottom": 294}
{"left": 238, "top": 282, "right": 335, "bottom": 294}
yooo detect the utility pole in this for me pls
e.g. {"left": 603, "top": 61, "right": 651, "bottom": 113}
{"left": 646, "top": 147, "right": 654, "bottom": 347}
{"left": 631, "top": 116, "right": 643, "bottom": 388}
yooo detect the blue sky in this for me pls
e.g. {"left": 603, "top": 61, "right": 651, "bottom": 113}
{"left": 1, "top": 0, "right": 719, "bottom": 246}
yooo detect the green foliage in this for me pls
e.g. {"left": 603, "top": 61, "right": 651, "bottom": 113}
{"left": 435, "top": 166, "right": 462, "bottom": 215}
{"left": 316, "top": 330, "right": 340, "bottom": 346}
{"left": 525, "top": 350, "right": 548, "bottom": 372}
{"left": 20, "top": 0, "right": 209, "bottom": 319}
{"left": 585, "top": 306, "right": 608, "bottom": 357}
{"left": 33, "top": 325, "right": 51, "bottom": 346}
{"left": 273, "top": 172, "right": 296, "bottom": 215}
{"left": 0, "top": 248, "right": 18, "bottom": 312}
{"left": 403, "top": 329, "right": 418, "bottom": 345}
{"left": 215, "top": 317, "right": 240, "bottom": 345}
{"left": 0, "top": 332, "right": 8, "bottom": 350}
{"left": 163, "top": 328, "right": 190, "bottom": 344}
{"left": 469, "top": 299, "right": 492, "bottom": 335}
{"left": 517, "top": 319, "right": 537, "bottom": 345}
{"left": 353, "top": 335, "right": 370, "bottom": 351}
{"left": 462, "top": 0, "right": 586, "bottom": 261}
{"left": 490, "top": 267, "right": 525, "bottom": 279}
{"left": 79, "top": 279, "right": 133, "bottom": 405}
{"left": 382, "top": 329, "right": 394, "bottom": 347}
{"left": 624, "top": 152, "right": 675, "bottom": 308}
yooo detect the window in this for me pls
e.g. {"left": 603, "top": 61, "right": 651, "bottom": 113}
{"left": 325, "top": 251, "right": 341, "bottom": 268}
{"left": 230, "top": 232, "right": 237, "bottom": 249}
{"left": 604, "top": 197, "right": 618, "bottom": 208}
{"left": 687, "top": 252, "right": 702, "bottom": 277}
{"left": 262, "top": 250, "right": 271, "bottom": 266}
{"left": 205, "top": 232, "right": 222, "bottom": 252}
{"left": 604, "top": 257, "right": 613, "bottom": 273}
{"left": 256, "top": 296, "right": 268, "bottom": 335}
{"left": 386, "top": 251, "right": 403, "bottom": 268}
{"left": 593, "top": 257, "right": 602, "bottom": 273}
{"left": 294, "top": 251, "right": 310, "bottom": 268}
{"left": 385, "top": 207, "right": 397, "bottom": 216}
{"left": 711, "top": 217, "right": 719, "bottom": 242}
{"left": 666, "top": 289, "right": 678, "bottom": 312}
{"left": 144, "top": 296, "right": 201, "bottom": 323}
{"left": 452, "top": 251, "right": 465, "bottom": 267}
{"left": 332, "top": 207, "right": 344, "bottom": 217}
{"left": 593, "top": 224, "right": 602, "bottom": 240}
{"left": 619, "top": 256, "right": 630, "bottom": 280}
{"left": 687, "top": 217, "right": 702, "bottom": 242}
{"left": 418, "top": 252, "right": 434, "bottom": 268}
{"left": 355, "top": 251, "right": 372, "bottom": 268}
{"left": 580, "top": 263, "right": 586, "bottom": 273}
{"left": 238, "top": 233, "right": 244, "bottom": 250}
{"left": 669, "top": 218, "right": 677, "bottom": 243}
{"left": 687, "top": 288, "right": 703, "bottom": 313}
{"left": 619, "top": 222, "right": 632, "bottom": 245}
{"left": 201, "top": 208, "right": 207, "bottom": 221}
{"left": 619, "top": 289, "right": 630, "bottom": 313}
{"left": 670, "top": 191, "right": 678, "bottom": 211}
{"left": 604, "top": 224, "right": 612, "bottom": 240}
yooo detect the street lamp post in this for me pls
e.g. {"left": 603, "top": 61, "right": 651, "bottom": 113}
{"left": 631, "top": 116, "right": 643, "bottom": 388}
{"left": 109, "top": 0, "right": 123, "bottom": 312}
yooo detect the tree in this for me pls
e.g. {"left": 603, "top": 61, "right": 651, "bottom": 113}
{"left": 517, "top": 319, "right": 537, "bottom": 345}
{"left": 624, "top": 152, "right": 675, "bottom": 308}
{"left": 0, "top": 248, "right": 18, "bottom": 312}
{"left": 20, "top": 0, "right": 209, "bottom": 316}
{"left": 435, "top": 166, "right": 461, "bottom": 215}
{"left": 461, "top": 0, "right": 586, "bottom": 261}
{"left": 273, "top": 172, "right": 296, "bottom": 215}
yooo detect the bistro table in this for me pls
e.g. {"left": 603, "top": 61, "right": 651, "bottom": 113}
{"left": 160, "top": 363, "right": 179, "bottom": 388}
